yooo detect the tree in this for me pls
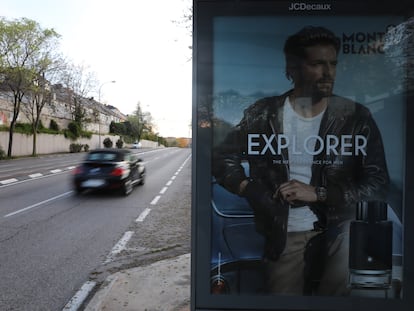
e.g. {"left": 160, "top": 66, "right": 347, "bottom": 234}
{"left": 109, "top": 120, "right": 127, "bottom": 137}
{"left": 173, "top": 0, "right": 193, "bottom": 52}
{"left": 127, "top": 102, "right": 153, "bottom": 142}
{"left": 59, "top": 61, "right": 98, "bottom": 130}
{"left": 125, "top": 115, "right": 141, "bottom": 142}
{"left": 176, "top": 137, "right": 189, "bottom": 148}
{"left": 0, "top": 17, "right": 59, "bottom": 157}
{"left": 23, "top": 43, "right": 64, "bottom": 155}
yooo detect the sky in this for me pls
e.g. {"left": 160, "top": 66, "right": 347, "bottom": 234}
{"left": 0, "top": 0, "right": 193, "bottom": 138}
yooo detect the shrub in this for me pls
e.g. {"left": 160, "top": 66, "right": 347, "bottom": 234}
{"left": 69, "top": 143, "right": 83, "bottom": 153}
{"left": 49, "top": 119, "right": 59, "bottom": 131}
{"left": 67, "top": 121, "right": 81, "bottom": 140}
{"left": 116, "top": 139, "right": 124, "bottom": 149}
{"left": 64, "top": 129, "right": 75, "bottom": 140}
{"left": 15, "top": 123, "right": 32, "bottom": 134}
{"left": 103, "top": 137, "right": 113, "bottom": 148}
{"left": 84, "top": 144, "right": 89, "bottom": 152}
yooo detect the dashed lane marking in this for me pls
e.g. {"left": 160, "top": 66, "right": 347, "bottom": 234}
{"left": 0, "top": 166, "right": 75, "bottom": 187}
{"left": 29, "top": 173, "right": 43, "bottom": 178}
{"left": 62, "top": 281, "right": 96, "bottom": 311}
{"left": 150, "top": 195, "right": 161, "bottom": 205}
{"left": 136, "top": 208, "right": 151, "bottom": 222}
{"left": 66, "top": 154, "right": 191, "bottom": 310}
{"left": 104, "top": 231, "right": 134, "bottom": 264}
{"left": 0, "top": 178, "right": 18, "bottom": 185}
{"left": 136, "top": 154, "right": 191, "bottom": 226}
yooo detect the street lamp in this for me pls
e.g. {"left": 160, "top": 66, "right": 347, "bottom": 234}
{"left": 97, "top": 80, "right": 116, "bottom": 147}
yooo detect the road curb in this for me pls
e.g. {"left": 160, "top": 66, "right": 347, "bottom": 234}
{"left": 84, "top": 253, "right": 191, "bottom": 311}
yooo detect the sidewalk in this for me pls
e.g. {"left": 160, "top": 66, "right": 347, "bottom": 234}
{"left": 84, "top": 253, "right": 191, "bottom": 311}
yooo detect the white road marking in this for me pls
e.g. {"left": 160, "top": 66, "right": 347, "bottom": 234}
{"left": 104, "top": 231, "right": 134, "bottom": 264}
{"left": 136, "top": 208, "right": 151, "bottom": 222}
{"left": 62, "top": 280, "right": 96, "bottom": 311}
{"left": 0, "top": 178, "right": 18, "bottom": 185}
{"left": 29, "top": 173, "right": 43, "bottom": 178}
{"left": 150, "top": 195, "right": 161, "bottom": 205}
{"left": 50, "top": 169, "right": 62, "bottom": 173}
{"left": 66, "top": 152, "right": 191, "bottom": 309}
{"left": 3, "top": 191, "right": 73, "bottom": 218}
{"left": 0, "top": 170, "right": 70, "bottom": 188}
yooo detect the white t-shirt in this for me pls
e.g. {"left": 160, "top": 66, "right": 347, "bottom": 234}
{"left": 282, "top": 97, "right": 324, "bottom": 232}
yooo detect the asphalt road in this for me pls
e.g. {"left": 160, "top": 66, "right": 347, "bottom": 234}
{"left": 0, "top": 147, "right": 192, "bottom": 311}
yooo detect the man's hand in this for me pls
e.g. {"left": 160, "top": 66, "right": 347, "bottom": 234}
{"left": 275, "top": 179, "right": 317, "bottom": 204}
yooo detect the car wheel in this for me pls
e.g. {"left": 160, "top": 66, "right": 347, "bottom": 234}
{"left": 75, "top": 186, "right": 84, "bottom": 195}
{"left": 139, "top": 171, "right": 145, "bottom": 185}
{"left": 122, "top": 180, "right": 133, "bottom": 196}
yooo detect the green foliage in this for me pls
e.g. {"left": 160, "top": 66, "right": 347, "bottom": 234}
{"left": 1, "top": 122, "right": 61, "bottom": 135}
{"left": 0, "top": 17, "right": 61, "bottom": 157}
{"left": 103, "top": 137, "right": 113, "bottom": 148}
{"left": 110, "top": 110, "right": 162, "bottom": 145}
{"left": 49, "top": 119, "right": 59, "bottom": 131}
{"left": 14, "top": 123, "right": 33, "bottom": 134}
{"left": 158, "top": 137, "right": 167, "bottom": 147}
{"left": 64, "top": 121, "right": 92, "bottom": 140}
{"left": 84, "top": 144, "right": 89, "bottom": 152}
{"left": 64, "top": 129, "right": 76, "bottom": 140}
{"left": 81, "top": 131, "right": 92, "bottom": 139}
{"left": 116, "top": 139, "right": 124, "bottom": 149}
{"left": 66, "top": 121, "right": 81, "bottom": 140}
{"left": 38, "top": 127, "right": 59, "bottom": 135}
{"left": 69, "top": 143, "right": 83, "bottom": 153}
{"left": 12, "top": 122, "right": 50, "bottom": 134}
{"left": 73, "top": 99, "right": 86, "bottom": 126}
{"left": 109, "top": 121, "right": 126, "bottom": 136}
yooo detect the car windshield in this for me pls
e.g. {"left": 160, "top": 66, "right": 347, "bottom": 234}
{"left": 86, "top": 152, "right": 123, "bottom": 162}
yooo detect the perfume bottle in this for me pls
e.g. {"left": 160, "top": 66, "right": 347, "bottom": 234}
{"left": 349, "top": 201, "right": 393, "bottom": 289}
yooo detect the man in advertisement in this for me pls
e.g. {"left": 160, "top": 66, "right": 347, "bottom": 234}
{"left": 212, "top": 26, "right": 390, "bottom": 296}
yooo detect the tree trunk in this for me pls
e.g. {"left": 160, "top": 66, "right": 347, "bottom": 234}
{"left": 32, "top": 129, "right": 37, "bottom": 156}
{"left": 7, "top": 124, "right": 14, "bottom": 158}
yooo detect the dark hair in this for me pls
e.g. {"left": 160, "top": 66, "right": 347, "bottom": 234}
{"left": 284, "top": 26, "right": 341, "bottom": 80}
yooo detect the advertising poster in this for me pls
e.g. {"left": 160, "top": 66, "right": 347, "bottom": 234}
{"left": 192, "top": 1, "right": 414, "bottom": 310}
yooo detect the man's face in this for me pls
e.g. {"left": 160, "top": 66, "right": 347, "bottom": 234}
{"left": 293, "top": 44, "right": 338, "bottom": 99}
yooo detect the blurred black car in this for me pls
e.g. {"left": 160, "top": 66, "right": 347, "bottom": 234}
{"left": 72, "top": 149, "right": 145, "bottom": 196}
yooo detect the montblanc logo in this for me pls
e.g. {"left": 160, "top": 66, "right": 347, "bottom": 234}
{"left": 289, "top": 2, "right": 332, "bottom": 11}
